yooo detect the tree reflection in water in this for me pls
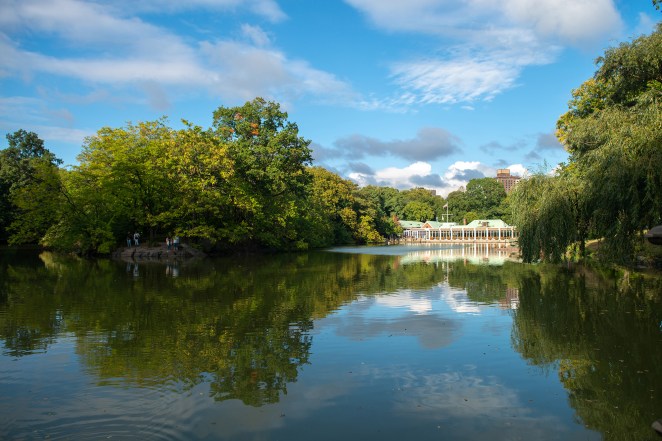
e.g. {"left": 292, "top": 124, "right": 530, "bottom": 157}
{"left": 0, "top": 246, "right": 660, "bottom": 440}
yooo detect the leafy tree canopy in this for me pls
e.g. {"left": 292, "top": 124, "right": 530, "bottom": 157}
{"left": 517, "top": 24, "right": 662, "bottom": 264}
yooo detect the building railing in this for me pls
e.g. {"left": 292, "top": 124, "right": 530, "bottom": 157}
{"left": 402, "top": 226, "right": 518, "bottom": 242}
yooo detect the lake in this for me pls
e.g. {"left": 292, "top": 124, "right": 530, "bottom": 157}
{"left": 1, "top": 244, "right": 661, "bottom": 440}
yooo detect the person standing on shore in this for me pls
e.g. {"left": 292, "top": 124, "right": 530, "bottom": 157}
{"left": 166, "top": 236, "right": 171, "bottom": 251}
{"left": 126, "top": 232, "right": 132, "bottom": 248}
{"left": 173, "top": 235, "right": 179, "bottom": 251}
{"left": 133, "top": 232, "right": 140, "bottom": 247}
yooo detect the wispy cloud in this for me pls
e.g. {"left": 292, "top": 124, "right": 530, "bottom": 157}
{"left": 4, "top": 0, "right": 289, "bottom": 24}
{"left": 0, "top": 0, "right": 360, "bottom": 110}
{"left": 0, "top": 95, "right": 93, "bottom": 152}
{"left": 200, "top": 40, "right": 359, "bottom": 104}
{"left": 392, "top": 56, "right": 520, "bottom": 105}
{"left": 345, "top": 0, "right": 622, "bottom": 44}
{"left": 346, "top": 0, "right": 623, "bottom": 105}
{"left": 498, "top": 0, "right": 623, "bottom": 45}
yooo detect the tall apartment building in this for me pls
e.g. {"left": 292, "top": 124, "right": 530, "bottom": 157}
{"left": 496, "top": 169, "right": 520, "bottom": 194}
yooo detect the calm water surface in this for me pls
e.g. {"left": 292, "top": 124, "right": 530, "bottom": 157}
{"left": 1, "top": 245, "right": 661, "bottom": 440}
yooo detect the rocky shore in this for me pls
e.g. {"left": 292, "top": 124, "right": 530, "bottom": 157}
{"left": 112, "top": 242, "right": 205, "bottom": 262}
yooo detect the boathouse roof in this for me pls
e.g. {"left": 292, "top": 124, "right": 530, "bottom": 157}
{"left": 398, "top": 220, "right": 424, "bottom": 228}
{"left": 465, "top": 219, "right": 511, "bottom": 228}
{"left": 422, "top": 221, "right": 458, "bottom": 228}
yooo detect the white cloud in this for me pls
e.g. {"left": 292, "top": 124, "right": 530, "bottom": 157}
{"left": 346, "top": 0, "right": 622, "bottom": 44}
{"left": 444, "top": 161, "right": 494, "bottom": 181}
{"left": 388, "top": 369, "right": 568, "bottom": 438}
{"left": 20, "top": 0, "right": 288, "bottom": 24}
{"left": 345, "top": 0, "right": 480, "bottom": 35}
{"left": 441, "top": 289, "right": 481, "bottom": 314}
{"left": 392, "top": 56, "right": 520, "bottom": 104}
{"left": 0, "top": 96, "right": 92, "bottom": 159}
{"left": 31, "top": 125, "right": 92, "bottom": 145}
{"left": 240, "top": 24, "right": 272, "bottom": 47}
{"left": 0, "top": 0, "right": 361, "bottom": 110}
{"left": 389, "top": 25, "right": 562, "bottom": 104}
{"left": 346, "top": 0, "right": 623, "bottom": 105}
{"left": 376, "top": 292, "right": 433, "bottom": 315}
{"left": 377, "top": 161, "right": 433, "bottom": 182}
{"left": 200, "top": 40, "right": 358, "bottom": 104}
{"left": 349, "top": 161, "right": 434, "bottom": 189}
{"left": 506, "top": 163, "right": 528, "bottom": 178}
{"left": 0, "top": 96, "right": 49, "bottom": 122}
{"left": 2, "top": 0, "right": 193, "bottom": 55}
{"left": 497, "top": 0, "right": 623, "bottom": 45}
{"left": 346, "top": 159, "right": 530, "bottom": 197}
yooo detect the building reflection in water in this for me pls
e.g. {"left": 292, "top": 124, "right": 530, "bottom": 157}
{"left": 397, "top": 244, "right": 520, "bottom": 310}
{"left": 399, "top": 243, "right": 518, "bottom": 266}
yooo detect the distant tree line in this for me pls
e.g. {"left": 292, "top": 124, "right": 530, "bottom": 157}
{"left": 511, "top": 24, "right": 662, "bottom": 265}
{"left": 0, "top": 98, "right": 511, "bottom": 255}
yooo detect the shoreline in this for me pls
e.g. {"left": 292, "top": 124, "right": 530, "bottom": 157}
{"left": 111, "top": 243, "right": 206, "bottom": 262}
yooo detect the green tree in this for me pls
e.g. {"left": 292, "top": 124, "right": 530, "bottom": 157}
{"left": 465, "top": 178, "right": 507, "bottom": 216}
{"left": 446, "top": 178, "right": 508, "bottom": 223}
{"left": 305, "top": 167, "right": 383, "bottom": 245}
{"left": 400, "top": 187, "right": 446, "bottom": 220}
{"left": 0, "top": 165, "right": 12, "bottom": 243}
{"left": 212, "top": 98, "right": 313, "bottom": 249}
{"left": 551, "top": 24, "right": 662, "bottom": 263}
{"left": 510, "top": 173, "right": 577, "bottom": 263}
{"left": 8, "top": 159, "right": 64, "bottom": 245}
{"left": 43, "top": 120, "right": 177, "bottom": 253}
{"left": 445, "top": 189, "right": 471, "bottom": 223}
{"left": 160, "top": 122, "right": 236, "bottom": 246}
{"left": 356, "top": 185, "right": 401, "bottom": 237}
{"left": 0, "top": 130, "right": 62, "bottom": 245}
{"left": 402, "top": 200, "right": 434, "bottom": 222}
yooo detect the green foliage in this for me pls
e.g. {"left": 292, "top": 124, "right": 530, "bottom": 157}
{"left": 8, "top": 159, "right": 64, "bottom": 245}
{"left": 2, "top": 247, "right": 660, "bottom": 428}
{"left": 466, "top": 178, "right": 507, "bottom": 215}
{"left": 306, "top": 167, "right": 383, "bottom": 245}
{"left": 162, "top": 122, "right": 236, "bottom": 244}
{"left": 511, "top": 173, "right": 577, "bottom": 263}
{"left": 212, "top": 98, "right": 313, "bottom": 249}
{"left": 512, "top": 264, "right": 662, "bottom": 441}
{"left": 39, "top": 120, "right": 177, "bottom": 253}
{"left": 0, "top": 130, "right": 62, "bottom": 245}
{"left": 402, "top": 200, "right": 434, "bottom": 222}
{"left": 400, "top": 187, "right": 446, "bottom": 219}
{"left": 358, "top": 185, "right": 447, "bottom": 226}
{"left": 519, "top": 24, "right": 662, "bottom": 264}
{"left": 446, "top": 177, "right": 509, "bottom": 223}
{"left": 37, "top": 98, "right": 320, "bottom": 253}
{"left": 0, "top": 100, "right": 511, "bottom": 253}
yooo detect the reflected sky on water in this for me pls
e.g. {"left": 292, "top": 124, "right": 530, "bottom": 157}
{"left": 1, "top": 247, "right": 660, "bottom": 440}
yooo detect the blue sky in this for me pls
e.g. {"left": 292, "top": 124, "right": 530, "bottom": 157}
{"left": 1, "top": 0, "right": 659, "bottom": 196}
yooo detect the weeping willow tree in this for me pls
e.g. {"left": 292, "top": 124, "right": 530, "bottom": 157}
{"left": 513, "top": 24, "right": 662, "bottom": 264}
{"left": 510, "top": 172, "right": 578, "bottom": 263}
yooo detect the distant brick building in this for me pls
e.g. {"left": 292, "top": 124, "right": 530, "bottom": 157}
{"left": 496, "top": 169, "right": 520, "bottom": 194}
